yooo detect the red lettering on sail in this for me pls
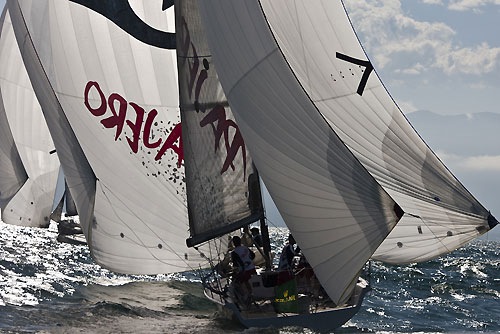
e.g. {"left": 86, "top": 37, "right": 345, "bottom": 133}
{"left": 84, "top": 81, "right": 106, "bottom": 116}
{"left": 83, "top": 81, "right": 183, "bottom": 165}
{"left": 155, "top": 123, "right": 183, "bottom": 168}
{"left": 127, "top": 103, "right": 145, "bottom": 154}
{"left": 182, "top": 18, "right": 247, "bottom": 179}
{"left": 200, "top": 106, "right": 246, "bottom": 175}
{"left": 143, "top": 109, "right": 162, "bottom": 149}
{"left": 102, "top": 93, "right": 127, "bottom": 140}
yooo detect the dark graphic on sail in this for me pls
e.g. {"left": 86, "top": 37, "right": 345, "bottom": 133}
{"left": 68, "top": 0, "right": 176, "bottom": 49}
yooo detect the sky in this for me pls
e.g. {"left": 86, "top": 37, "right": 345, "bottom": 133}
{"left": 1, "top": 0, "right": 498, "bottom": 241}
{"left": 343, "top": 0, "right": 500, "bottom": 117}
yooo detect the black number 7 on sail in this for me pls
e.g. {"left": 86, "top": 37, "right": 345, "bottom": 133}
{"left": 336, "top": 52, "right": 374, "bottom": 96}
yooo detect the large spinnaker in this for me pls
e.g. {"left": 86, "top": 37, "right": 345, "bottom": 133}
{"left": 198, "top": 0, "right": 402, "bottom": 305}
{"left": 0, "top": 8, "right": 59, "bottom": 228}
{"left": 0, "top": 8, "right": 27, "bottom": 214}
{"left": 8, "top": 0, "right": 207, "bottom": 273}
{"left": 176, "top": 0, "right": 263, "bottom": 248}
{"left": 253, "top": 0, "right": 496, "bottom": 264}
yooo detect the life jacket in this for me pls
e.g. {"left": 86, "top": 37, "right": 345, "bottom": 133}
{"left": 232, "top": 246, "right": 255, "bottom": 271}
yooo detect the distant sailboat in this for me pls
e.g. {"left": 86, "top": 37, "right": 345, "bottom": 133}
{"left": 0, "top": 7, "right": 59, "bottom": 228}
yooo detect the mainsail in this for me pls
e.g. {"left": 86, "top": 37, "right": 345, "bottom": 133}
{"left": 0, "top": 7, "right": 59, "bottom": 228}
{"left": 175, "top": 0, "right": 263, "bottom": 248}
{"left": 198, "top": 0, "right": 403, "bottom": 305}
{"left": 8, "top": 0, "right": 207, "bottom": 273}
{"left": 248, "top": 0, "right": 496, "bottom": 264}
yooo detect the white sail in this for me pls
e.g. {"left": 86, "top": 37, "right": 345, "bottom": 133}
{"left": 0, "top": 8, "right": 27, "bottom": 213}
{"left": 176, "top": 0, "right": 263, "bottom": 248}
{"left": 0, "top": 8, "right": 59, "bottom": 228}
{"left": 8, "top": 0, "right": 207, "bottom": 273}
{"left": 198, "top": 0, "right": 402, "bottom": 305}
{"left": 246, "top": 0, "right": 496, "bottom": 264}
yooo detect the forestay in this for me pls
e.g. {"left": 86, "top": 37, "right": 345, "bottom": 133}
{"left": 8, "top": 0, "right": 207, "bottom": 274}
{"left": 251, "top": 0, "right": 496, "bottom": 264}
{"left": 199, "top": 0, "right": 402, "bottom": 305}
{"left": 0, "top": 8, "right": 59, "bottom": 228}
{"left": 175, "top": 0, "right": 263, "bottom": 248}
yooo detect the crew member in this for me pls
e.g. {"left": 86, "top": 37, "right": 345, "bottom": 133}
{"left": 231, "top": 236, "right": 256, "bottom": 298}
{"left": 277, "top": 234, "right": 300, "bottom": 284}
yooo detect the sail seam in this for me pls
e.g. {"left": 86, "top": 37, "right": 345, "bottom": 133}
{"left": 227, "top": 48, "right": 278, "bottom": 98}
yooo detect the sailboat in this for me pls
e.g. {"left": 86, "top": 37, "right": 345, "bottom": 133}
{"left": 193, "top": 0, "right": 497, "bottom": 330}
{"left": 0, "top": 6, "right": 60, "bottom": 228}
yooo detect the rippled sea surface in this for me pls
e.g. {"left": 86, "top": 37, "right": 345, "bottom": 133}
{"left": 0, "top": 222, "right": 498, "bottom": 333}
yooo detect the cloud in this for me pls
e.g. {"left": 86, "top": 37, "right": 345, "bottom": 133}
{"left": 435, "top": 42, "right": 500, "bottom": 74}
{"left": 447, "top": 0, "right": 500, "bottom": 12}
{"left": 436, "top": 151, "right": 500, "bottom": 171}
{"left": 422, "top": 0, "right": 443, "bottom": 4}
{"left": 344, "top": 0, "right": 500, "bottom": 75}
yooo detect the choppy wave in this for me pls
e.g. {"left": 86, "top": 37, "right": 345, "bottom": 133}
{"left": 0, "top": 222, "right": 498, "bottom": 333}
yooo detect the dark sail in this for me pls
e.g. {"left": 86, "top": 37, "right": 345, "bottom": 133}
{"left": 175, "top": 0, "right": 263, "bottom": 247}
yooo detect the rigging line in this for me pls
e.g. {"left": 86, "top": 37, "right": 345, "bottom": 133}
{"left": 264, "top": 217, "right": 279, "bottom": 229}
{"left": 97, "top": 181, "right": 198, "bottom": 271}
{"left": 420, "top": 217, "right": 453, "bottom": 255}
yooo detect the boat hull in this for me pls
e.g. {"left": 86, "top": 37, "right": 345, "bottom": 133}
{"left": 207, "top": 279, "right": 370, "bottom": 331}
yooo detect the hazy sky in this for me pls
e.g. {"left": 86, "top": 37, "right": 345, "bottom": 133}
{"left": 343, "top": 0, "right": 500, "bottom": 116}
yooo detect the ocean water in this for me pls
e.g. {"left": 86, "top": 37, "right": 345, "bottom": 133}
{"left": 0, "top": 222, "right": 498, "bottom": 334}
